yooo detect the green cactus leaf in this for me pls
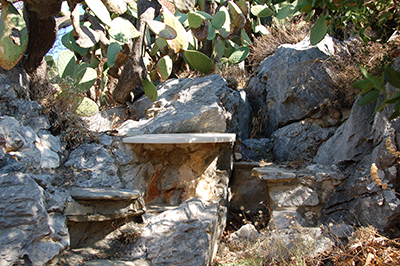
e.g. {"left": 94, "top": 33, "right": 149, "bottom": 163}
{"left": 61, "top": 33, "right": 74, "bottom": 51}
{"left": 68, "top": 31, "right": 89, "bottom": 56}
{"left": 188, "top": 12, "right": 206, "bottom": 29}
{"left": 250, "top": 5, "right": 273, "bottom": 18}
{"left": 300, "top": 4, "right": 313, "bottom": 13}
{"left": 228, "top": 46, "right": 249, "bottom": 65}
{"left": 0, "top": 1, "right": 29, "bottom": 70}
{"left": 146, "top": 20, "right": 177, "bottom": 40}
{"left": 184, "top": 50, "right": 214, "bottom": 74}
{"left": 57, "top": 50, "right": 77, "bottom": 79}
{"left": 310, "top": 14, "right": 327, "bottom": 45}
{"left": 305, "top": 9, "right": 315, "bottom": 21}
{"left": 45, "top": 56, "right": 60, "bottom": 83}
{"left": 74, "top": 62, "right": 92, "bottom": 78}
{"left": 216, "top": 39, "right": 226, "bottom": 59}
{"left": 163, "top": 7, "right": 188, "bottom": 53}
{"left": 74, "top": 97, "right": 99, "bottom": 117}
{"left": 276, "top": 5, "right": 294, "bottom": 19}
{"left": 228, "top": 1, "right": 246, "bottom": 29}
{"left": 206, "top": 21, "right": 216, "bottom": 40}
{"left": 107, "top": 42, "right": 122, "bottom": 67}
{"left": 196, "top": 11, "right": 212, "bottom": 20}
{"left": 241, "top": 29, "right": 252, "bottom": 46}
{"left": 175, "top": 11, "right": 188, "bottom": 25}
{"left": 142, "top": 78, "right": 158, "bottom": 102}
{"left": 74, "top": 66, "right": 97, "bottom": 93}
{"left": 236, "top": 0, "right": 249, "bottom": 16}
{"left": 187, "top": 30, "right": 198, "bottom": 50}
{"left": 109, "top": 17, "right": 140, "bottom": 43}
{"left": 150, "top": 69, "right": 159, "bottom": 81}
{"left": 218, "top": 7, "right": 232, "bottom": 39}
{"left": 85, "top": 0, "right": 112, "bottom": 26}
{"left": 156, "top": 55, "right": 173, "bottom": 81}
{"left": 173, "top": 0, "right": 195, "bottom": 13}
{"left": 212, "top": 10, "right": 226, "bottom": 30}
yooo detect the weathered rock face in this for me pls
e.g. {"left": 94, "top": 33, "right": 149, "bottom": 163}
{"left": 129, "top": 197, "right": 227, "bottom": 266}
{"left": 272, "top": 119, "right": 336, "bottom": 161}
{"left": 0, "top": 173, "right": 69, "bottom": 266}
{"left": 246, "top": 35, "right": 345, "bottom": 137}
{"left": 119, "top": 74, "right": 251, "bottom": 139}
{"left": 65, "top": 143, "right": 122, "bottom": 188}
{"left": 121, "top": 142, "right": 233, "bottom": 205}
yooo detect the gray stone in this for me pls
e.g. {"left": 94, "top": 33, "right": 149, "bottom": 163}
{"left": 253, "top": 164, "right": 297, "bottom": 183}
{"left": 228, "top": 224, "right": 259, "bottom": 245}
{"left": 0, "top": 66, "right": 29, "bottom": 101}
{"left": 130, "top": 197, "right": 227, "bottom": 266}
{"left": 35, "top": 140, "right": 60, "bottom": 169}
{"left": 38, "top": 131, "right": 61, "bottom": 153}
{"left": 268, "top": 210, "right": 308, "bottom": 230}
{"left": 0, "top": 116, "right": 26, "bottom": 152}
{"left": 84, "top": 105, "right": 130, "bottom": 133}
{"left": 313, "top": 97, "right": 376, "bottom": 166}
{"left": 272, "top": 120, "right": 336, "bottom": 162}
{"left": 122, "top": 74, "right": 251, "bottom": 139}
{"left": 328, "top": 223, "right": 354, "bottom": 239}
{"left": 269, "top": 185, "right": 319, "bottom": 207}
{"left": 246, "top": 35, "right": 344, "bottom": 136}
{"left": 0, "top": 173, "right": 67, "bottom": 266}
{"left": 230, "top": 162, "right": 269, "bottom": 211}
{"left": 6, "top": 99, "right": 50, "bottom": 132}
{"left": 99, "top": 134, "right": 113, "bottom": 146}
{"left": 64, "top": 143, "right": 121, "bottom": 188}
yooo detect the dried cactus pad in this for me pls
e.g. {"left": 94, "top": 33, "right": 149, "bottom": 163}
{"left": 0, "top": 2, "right": 29, "bottom": 70}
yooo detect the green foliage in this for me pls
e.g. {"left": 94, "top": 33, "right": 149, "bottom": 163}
{"left": 142, "top": 78, "right": 158, "bottom": 101}
{"left": 46, "top": 51, "right": 98, "bottom": 116}
{"left": 109, "top": 17, "right": 140, "bottom": 43}
{"left": 0, "top": 1, "right": 28, "bottom": 70}
{"left": 310, "top": 14, "right": 327, "bottom": 45}
{"left": 184, "top": 50, "right": 214, "bottom": 74}
{"left": 355, "top": 66, "right": 400, "bottom": 120}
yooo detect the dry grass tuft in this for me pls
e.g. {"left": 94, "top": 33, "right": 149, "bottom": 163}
{"left": 214, "top": 225, "right": 400, "bottom": 266}
{"left": 329, "top": 226, "right": 400, "bottom": 265}
{"left": 248, "top": 21, "right": 311, "bottom": 70}
{"left": 40, "top": 87, "right": 95, "bottom": 150}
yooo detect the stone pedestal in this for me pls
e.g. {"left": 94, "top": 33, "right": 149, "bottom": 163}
{"left": 122, "top": 133, "right": 236, "bottom": 206}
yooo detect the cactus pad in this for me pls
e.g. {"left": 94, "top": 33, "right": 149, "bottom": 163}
{"left": 0, "top": 2, "right": 29, "bottom": 70}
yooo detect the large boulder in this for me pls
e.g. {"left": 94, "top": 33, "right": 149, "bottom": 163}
{"left": 0, "top": 173, "right": 68, "bottom": 266}
{"left": 246, "top": 35, "right": 345, "bottom": 137}
{"left": 118, "top": 74, "right": 251, "bottom": 139}
{"left": 129, "top": 197, "right": 227, "bottom": 266}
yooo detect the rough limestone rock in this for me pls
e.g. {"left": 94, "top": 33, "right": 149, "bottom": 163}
{"left": 272, "top": 120, "right": 336, "bottom": 161}
{"left": 313, "top": 98, "right": 376, "bottom": 166}
{"left": 246, "top": 35, "right": 344, "bottom": 137}
{"left": 316, "top": 95, "right": 400, "bottom": 235}
{"left": 0, "top": 66, "right": 29, "bottom": 101}
{"left": 269, "top": 185, "right": 319, "bottom": 208}
{"left": 120, "top": 74, "right": 251, "bottom": 139}
{"left": 0, "top": 116, "right": 60, "bottom": 172}
{"left": 120, "top": 142, "right": 232, "bottom": 205}
{"left": 129, "top": 197, "right": 227, "bottom": 266}
{"left": 0, "top": 173, "right": 68, "bottom": 266}
{"left": 64, "top": 143, "right": 121, "bottom": 188}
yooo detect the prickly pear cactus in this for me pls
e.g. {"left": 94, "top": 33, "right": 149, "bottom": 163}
{"left": 0, "top": 2, "right": 29, "bottom": 70}
{"left": 74, "top": 97, "right": 99, "bottom": 117}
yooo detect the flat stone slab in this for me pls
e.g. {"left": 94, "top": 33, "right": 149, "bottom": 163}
{"left": 70, "top": 187, "right": 141, "bottom": 201}
{"left": 123, "top": 133, "right": 236, "bottom": 144}
{"left": 66, "top": 188, "right": 145, "bottom": 222}
{"left": 252, "top": 165, "right": 297, "bottom": 183}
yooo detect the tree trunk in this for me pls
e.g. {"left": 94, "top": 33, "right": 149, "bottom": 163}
{"left": 112, "top": 0, "right": 161, "bottom": 104}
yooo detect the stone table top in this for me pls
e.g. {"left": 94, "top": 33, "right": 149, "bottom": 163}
{"left": 123, "top": 133, "right": 236, "bottom": 144}
{"left": 69, "top": 187, "right": 141, "bottom": 201}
